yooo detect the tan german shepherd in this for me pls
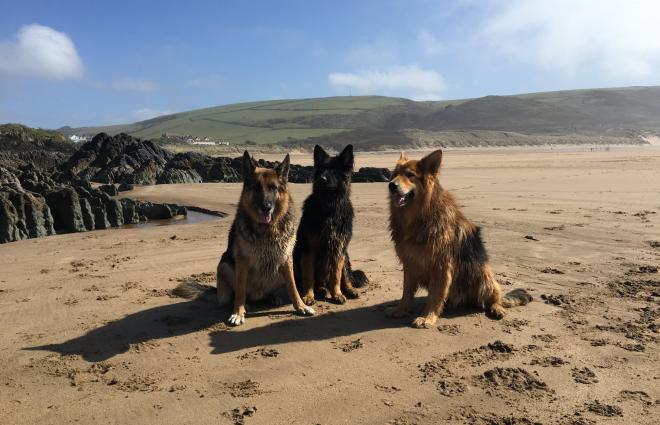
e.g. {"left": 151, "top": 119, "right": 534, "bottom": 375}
{"left": 386, "top": 150, "right": 532, "bottom": 328}
{"left": 173, "top": 151, "right": 314, "bottom": 326}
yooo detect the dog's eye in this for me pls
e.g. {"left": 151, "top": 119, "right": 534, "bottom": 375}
{"left": 405, "top": 172, "right": 416, "bottom": 179}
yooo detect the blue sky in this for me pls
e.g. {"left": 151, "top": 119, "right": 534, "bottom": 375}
{"left": 1, "top": 0, "right": 660, "bottom": 128}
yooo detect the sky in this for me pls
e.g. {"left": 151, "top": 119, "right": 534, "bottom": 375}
{"left": 1, "top": 0, "right": 660, "bottom": 128}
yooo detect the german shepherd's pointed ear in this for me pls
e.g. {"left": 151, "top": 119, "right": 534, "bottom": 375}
{"left": 242, "top": 150, "right": 257, "bottom": 180}
{"left": 275, "top": 154, "right": 290, "bottom": 184}
{"left": 398, "top": 151, "right": 408, "bottom": 163}
{"left": 338, "top": 144, "right": 354, "bottom": 171}
{"left": 418, "top": 149, "right": 443, "bottom": 176}
{"left": 313, "top": 144, "right": 329, "bottom": 166}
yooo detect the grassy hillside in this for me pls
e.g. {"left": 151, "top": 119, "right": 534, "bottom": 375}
{"left": 68, "top": 96, "right": 408, "bottom": 144}
{"left": 65, "top": 86, "right": 660, "bottom": 148}
{"left": 0, "top": 124, "right": 74, "bottom": 153}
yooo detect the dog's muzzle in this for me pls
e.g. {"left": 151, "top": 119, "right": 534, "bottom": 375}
{"left": 389, "top": 181, "right": 414, "bottom": 207}
{"left": 258, "top": 202, "right": 274, "bottom": 224}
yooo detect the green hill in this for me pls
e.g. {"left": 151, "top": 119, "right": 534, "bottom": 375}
{"left": 0, "top": 124, "right": 74, "bottom": 153}
{"left": 65, "top": 96, "right": 408, "bottom": 144}
{"left": 64, "top": 86, "right": 660, "bottom": 147}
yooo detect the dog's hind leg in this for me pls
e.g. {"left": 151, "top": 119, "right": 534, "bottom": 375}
{"left": 412, "top": 260, "right": 454, "bottom": 328}
{"left": 341, "top": 255, "right": 359, "bottom": 299}
{"left": 216, "top": 260, "right": 234, "bottom": 307}
{"left": 479, "top": 265, "right": 507, "bottom": 320}
{"left": 345, "top": 255, "right": 368, "bottom": 288}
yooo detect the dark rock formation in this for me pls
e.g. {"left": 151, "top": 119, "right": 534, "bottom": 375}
{"left": 0, "top": 164, "right": 188, "bottom": 244}
{"left": 44, "top": 187, "right": 86, "bottom": 233}
{"left": 117, "top": 182, "right": 134, "bottom": 192}
{"left": 0, "top": 151, "right": 68, "bottom": 171}
{"left": 99, "top": 184, "right": 118, "bottom": 196}
{"left": 54, "top": 132, "right": 172, "bottom": 184}
{"left": 56, "top": 133, "right": 390, "bottom": 186}
{"left": 352, "top": 167, "right": 391, "bottom": 182}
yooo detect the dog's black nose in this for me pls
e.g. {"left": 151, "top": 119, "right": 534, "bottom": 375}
{"left": 261, "top": 201, "right": 273, "bottom": 211}
{"left": 388, "top": 181, "right": 398, "bottom": 193}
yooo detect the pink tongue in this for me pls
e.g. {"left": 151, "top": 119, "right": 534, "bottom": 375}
{"left": 261, "top": 212, "right": 272, "bottom": 223}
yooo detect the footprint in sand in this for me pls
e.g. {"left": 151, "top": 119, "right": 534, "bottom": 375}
{"left": 572, "top": 367, "right": 598, "bottom": 384}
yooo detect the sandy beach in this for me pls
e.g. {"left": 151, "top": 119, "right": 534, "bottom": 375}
{"left": 1, "top": 147, "right": 658, "bottom": 424}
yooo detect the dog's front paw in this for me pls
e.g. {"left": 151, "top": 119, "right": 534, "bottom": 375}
{"left": 331, "top": 293, "right": 347, "bottom": 304}
{"left": 302, "top": 293, "right": 316, "bottom": 306}
{"left": 385, "top": 305, "right": 409, "bottom": 318}
{"left": 295, "top": 305, "right": 315, "bottom": 316}
{"left": 411, "top": 316, "right": 437, "bottom": 329}
{"left": 228, "top": 313, "right": 245, "bottom": 326}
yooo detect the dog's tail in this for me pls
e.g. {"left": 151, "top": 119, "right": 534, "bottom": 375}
{"left": 500, "top": 288, "right": 533, "bottom": 308}
{"left": 172, "top": 280, "right": 216, "bottom": 302}
{"left": 346, "top": 257, "right": 369, "bottom": 288}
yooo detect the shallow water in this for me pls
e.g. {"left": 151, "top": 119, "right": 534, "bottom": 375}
{"left": 121, "top": 210, "right": 221, "bottom": 229}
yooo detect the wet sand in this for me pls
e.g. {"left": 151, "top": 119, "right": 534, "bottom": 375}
{"left": 1, "top": 146, "right": 659, "bottom": 424}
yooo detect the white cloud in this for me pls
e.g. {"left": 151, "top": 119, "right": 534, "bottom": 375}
{"left": 328, "top": 65, "right": 446, "bottom": 99}
{"left": 409, "top": 93, "right": 443, "bottom": 101}
{"left": 418, "top": 29, "right": 445, "bottom": 57}
{"left": 0, "top": 24, "right": 84, "bottom": 79}
{"left": 480, "top": 0, "right": 660, "bottom": 78}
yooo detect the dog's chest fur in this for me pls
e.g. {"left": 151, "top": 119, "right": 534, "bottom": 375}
{"left": 234, "top": 211, "right": 296, "bottom": 298}
{"left": 304, "top": 194, "right": 353, "bottom": 251}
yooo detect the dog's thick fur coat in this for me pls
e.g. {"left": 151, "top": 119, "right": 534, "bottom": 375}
{"left": 173, "top": 151, "right": 314, "bottom": 326}
{"left": 293, "top": 145, "right": 368, "bottom": 305}
{"left": 387, "top": 150, "right": 532, "bottom": 328}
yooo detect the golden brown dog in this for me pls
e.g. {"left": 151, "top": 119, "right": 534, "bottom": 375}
{"left": 386, "top": 150, "right": 532, "bottom": 328}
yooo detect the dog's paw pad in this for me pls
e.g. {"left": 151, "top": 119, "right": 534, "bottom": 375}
{"left": 331, "top": 294, "right": 347, "bottom": 304}
{"left": 228, "top": 313, "right": 245, "bottom": 326}
{"left": 412, "top": 316, "right": 435, "bottom": 329}
{"left": 296, "top": 305, "right": 315, "bottom": 316}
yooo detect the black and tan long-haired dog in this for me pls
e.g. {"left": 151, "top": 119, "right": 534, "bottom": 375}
{"left": 386, "top": 150, "right": 532, "bottom": 328}
{"left": 174, "top": 151, "right": 314, "bottom": 326}
{"left": 293, "top": 144, "right": 368, "bottom": 305}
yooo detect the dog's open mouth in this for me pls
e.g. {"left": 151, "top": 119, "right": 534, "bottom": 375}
{"left": 258, "top": 210, "right": 273, "bottom": 224}
{"left": 392, "top": 191, "right": 414, "bottom": 207}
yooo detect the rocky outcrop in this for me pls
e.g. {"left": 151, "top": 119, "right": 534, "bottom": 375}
{"left": 44, "top": 186, "right": 86, "bottom": 233}
{"left": 54, "top": 132, "right": 172, "bottom": 184}
{"left": 56, "top": 133, "right": 390, "bottom": 187}
{"left": 0, "top": 151, "right": 68, "bottom": 171}
{"left": 0, "top": 164, "right": 188, "bottom": 244}
{"left": 352, "top": 167, "right": 391, "bottom": 182}
{"left": 99, "top": 184, "right": 118, "bottom": 196}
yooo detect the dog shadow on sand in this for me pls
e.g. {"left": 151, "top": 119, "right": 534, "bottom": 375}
{"left": 27, "top": 297, "right": 484, "bottom": 362}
